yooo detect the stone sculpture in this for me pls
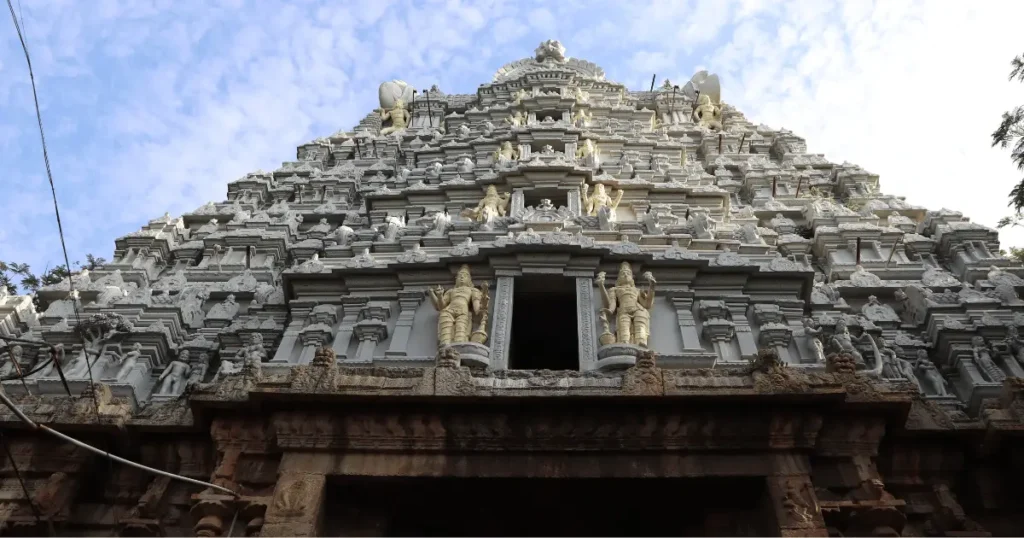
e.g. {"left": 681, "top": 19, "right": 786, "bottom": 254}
{"left": 581, "top": 183, "right": 623, "bottom": 218}
{"left": 379, "top": 100, "right": 410, "bottom": 136}
{"left": 801, "top": 318, "right": 826, "bottom": 363}
{"left": 428, "top": 265, "right": 489, "bottom": 347}
{"left": 157, "top": 352, "right": 192, "bottom": 396}
{"left": 461, "top": 185, "right": 510, "bottom": 226}
{"left": 915, "top": 350, "right": 949, "bottom": 396}
{"left": 504, "top": 111, "right": 525, "bottom": 128}
{"left": 595, "top": 262, "right": 656, "bottom": 347}
{"left": 575, "top": 139, "right": 599, "bottom": 167}
{"left": 493, "top": 141, "right": 520, "bottom": 164}
{"left": 112, "top": 342, "right": 143, "bottom": 382}
{"left": 971, "top": 336, "right": 1006, "bottom": 382}
{"left": 693, "top": 93, "right": 723, "bottom": 131}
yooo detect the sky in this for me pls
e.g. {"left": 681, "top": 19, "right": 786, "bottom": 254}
{"left": 2, "top": 0, "right": 1024, "bottom": 280}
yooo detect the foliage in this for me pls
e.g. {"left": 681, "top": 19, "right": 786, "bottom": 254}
{"left": 993, "top": 52, "right": 1024, "bottom": 212}
{"left": 1000, "top": 247, "right": 1024, "bottom": 265}
{"left": 0, "top": 255, "right": 107, "bottom": 297}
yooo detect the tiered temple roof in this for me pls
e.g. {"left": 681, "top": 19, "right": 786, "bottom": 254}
{"left": 1, "top": 39, "right": 1023, "bottom": 536}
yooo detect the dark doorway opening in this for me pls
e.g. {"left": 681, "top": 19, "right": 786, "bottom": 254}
{"left": 508, "top": 277, "right": 579, "bottom": 370}
{"left": 324, "top": 475, "right": 770, "bottom": 537}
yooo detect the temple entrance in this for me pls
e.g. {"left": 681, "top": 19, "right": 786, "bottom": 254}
{"left": 508, "top": 277, "right": 579, "bottom": 370}
{"left": 324, "top": 476, "right": 769, "bottom": 536}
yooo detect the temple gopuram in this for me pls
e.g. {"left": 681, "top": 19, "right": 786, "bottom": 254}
{"left": 2, "top": 39, "right": 1024, "bottom": 537}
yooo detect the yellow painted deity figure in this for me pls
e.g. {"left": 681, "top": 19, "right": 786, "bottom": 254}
{"left": 379, "top": 99, "right": 411, "bottom": 135}
{"left": 575, "top": 139, "right": 596, "bottom": 160}
{"left": 461, "top": 185, "right": 510, "bottom": 224}
{"left": 580, "top": 183, "right": 623, "bottom": 217}
{"left": 596, "top": 262, "right": 657, "bottom": 347}
{"left": 572, "top": 108, "right": 591, "bottom": 128}
{"left": 493, "top": 141, "right": 520, "bottom": 164}
{"left": 513, "top": 88, "right": 529, "bottom": 105}
{"left": 692, "top": 93, "right": 723, "bottom": 131}
{"left": 429, "top": 265, "right": 489, "bottom": 346}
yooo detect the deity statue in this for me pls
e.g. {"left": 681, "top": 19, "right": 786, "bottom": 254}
{"left": 801, "top": 318, "right": 826, "bottom": 363}
{"left": 1004, "top": 324, "right": 1024, "bottom": 366}
{"left": 575, "top": 139, "right": 599, "bottom": 167}
{"left": 460, "top": 186, "right": 510, "bottom": 226}
{"left": 236, "top": 333, "right": 268, "bottom": 370}
{"left": 379, "top": 214, "right": 406, "bottom": 242}
{"left": 308, "top": 218, "right": 331, "bottom": 235}
{"left": 458, "top": 124, "right": 471, "bottom": 138}
{"left": 207, "top": 294, "right": 240, "bottom": 321}
{"left": 971, "top": 336, "right": 1006, "bottom": 382}
{"left": 428, "top": 265, "right": 489, "bottom": 347}
{"left": 112, "top": 342, "right": 143, "bottom": 382}
{"left": 493, "top": 141, "right": 520, "bottom": 164}
{"left": 505, "top": 111, "right": 526, "bottom": 128}
{"left": 513, "top": 88, "right": 528, "bottom": 105}
{"left": 692, "top": 93, "right": 723, "bottom": 131}
{"left": 581, "top": 183, "right": 623, "bottom": 218}
{"left": 64, "top": 348, "right": 105, "bottom": 380}
{"left": 619, "top": 152, "right": 635, "bottom": 178}
{"left": 573, "top": 87, "right": 590, "bottom": 103}
{"left": 596, "top": 262, "right": 656, "bottom": 347}
{"left": 828, "top": 318, "right": 869, "bottom": 366}
{"left": 379, "top": 99, "right": 411, "bottom": 136}
{"left": 334, "top": 224, "right": 355, "bottom": 246}
{"left": 572, "top": 108, "right": 591, "bottom": 128}
{"left": 157, "top": 351, "right": 192, "bottom": 396}
{"left": 915, "top": 350, "right": 949, "bottom": 396}
{"left": 428, "top": 210, "right": 451, "bottom": 237}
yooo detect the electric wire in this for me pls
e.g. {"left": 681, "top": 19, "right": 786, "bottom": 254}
{"left": 5, "top": 0, "right": 103, "bottom": 417}
{"left": 4, "top": 4, "right": 240, "bottom": 506}
{"left": 0, "top": 389, "right": 237, "bottom": 497}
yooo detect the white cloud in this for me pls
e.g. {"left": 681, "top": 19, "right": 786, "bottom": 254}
{"left": 3, "top": 0, "right": 1024, "bottom": 279}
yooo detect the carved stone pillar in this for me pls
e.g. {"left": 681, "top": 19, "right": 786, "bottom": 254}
{"left": 704, "top": 321, "right": 737, "bottom": 362}
{"left": 385, "top": 291, "right": 424, "bottom": 357}
{"left": 191, "top": 497, "right": 235, "bottom": 538}
{"left": 351, "top": 302, "right": 391, "bottom": 364}
{"left": 297, "top": 325, "right": 332, "bottom": 365}
{"left": 119, "top": 475, "right": 172, "bottom": 536}
{"left": 518, "top": 143, "right": 531, "bottom": 160}
{"left": 511, "top": 189, "right": 525, "bottom": 218}
{"left": 700, "top": 300, "right": 737, "bottom": 362}
{"left": 270, "top": 320, "right": 303, "bottom": 364}
{"left": 261, "top": 472, "right": 327, "bottom": 537}
{"left": 766, "top": 455, "right": 828, "bottom": 537}
{"left": 353, "top": 323, "right": 387, "bottom": 364}
{"left": 334, "top": 297, "right": 369, "bottom": 361}
{"left": 727, "top": 300, "right": 759, "bottom": 360}
{"left": 567, "top": 187, "right": 581, "bottom": 217}
{"left": 668, "top": 294, "right": 702, "bottom": 350}
{"left": 576, "top": 277, "right": 598, "bottom": 370}
{"left": 489, "top": 276, "right": 515, "bottom": 370}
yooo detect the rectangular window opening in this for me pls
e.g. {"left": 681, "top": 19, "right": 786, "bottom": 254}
{"left": 508, "top": 277, "right": 579, "bottom": 371}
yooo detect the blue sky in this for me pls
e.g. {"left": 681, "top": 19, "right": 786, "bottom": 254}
{"left": 3, "top": 0, "right": 1024, "bottom": 279}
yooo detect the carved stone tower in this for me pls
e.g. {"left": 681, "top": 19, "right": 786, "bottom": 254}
{"left": 2, "top": 40, "right": 1024, "bottom": 536}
